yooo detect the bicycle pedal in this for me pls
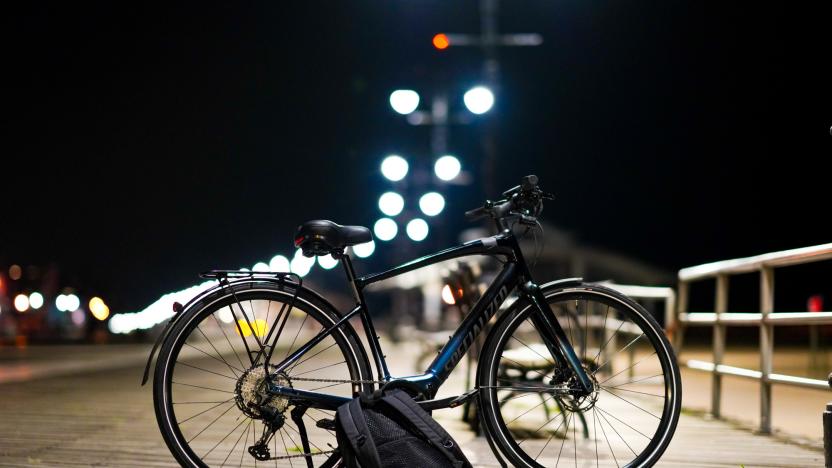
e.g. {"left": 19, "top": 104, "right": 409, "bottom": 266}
{"left": 316, "top": 418, "right": 336, "bottom": 430}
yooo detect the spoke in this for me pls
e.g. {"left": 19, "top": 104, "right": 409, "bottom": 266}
{"left": 507, "top": 394, "right": 555, "bottom": 425}
{"left": 532, "top": 409, "right": 567, "bottom": 459}
{"left": 500, "top": 355, "right": 552, "bottom": 381}
{"left": 593, "top": 400, "right": 599, "bottom": 468}
{"left": 593, "top": 333, "right": 645, "bottom": 376}
{"left": 204, "top": 414, "right": 250, "bottom": 459}
{"left": 178, "top": 398, "right": 235, "bottom": 424}
{"left": 597, "top": 351, "right": 658, "bottom": 385}
{"left": 603, "top": 373, "right": 665, "bottom": 388}
{"left": 284, "top": 311, "right": 310, "bottom": 358}
{"left": 177, "top": 361, "right": 237, "bottom": 381}
{"left": 213, "top": 311, "right": 248, "bottom": 372}
{"left": 187, "top": 402, "right": 237, "bottom": 443}
{"left": 278, "top": 428, "right": 295, "bottom": 468}
{"left": 592, "top": 306, "right": 621, "bottom": 365}
{"left": 173, "top": 381, "right": 235, "bottom": 394}
{"left": 596, "top": 406, "right": 638, "bottom": 457}
{"left": 196, "top": 325, "right": 246, "bottom": 375}
{"left": 175, "top": 400, "right": 235, "bottom": 405}
{"left": 573, "top": 404, "right": 577, "bottom": 468}
{"left": 594, "top": 407, "right": 619, "bottom": 468}
{"left": 291, "top": 360, "right": 347, "bottom": 377}
{"left": 498, "top": 391, "right": 538, "bottom": 405}
{"left": 601, "top": 386, "right": 664, "bottom": 398}
{"left": 583, "top": 299, "right": 589, "bottom": 363}
{"left": 595, "top": 405, "right": 652, "bottom": 440}
{"left": 288, "top": 341, "right": 338, "bottom": 374}
{"left": 554, "top": 411, "right": 573, "bottom": 467}
{"left": 240, "top": 422, "right": 249, "bottom": 467}
{"left": 511, "top": 335, "right": 556, "bottom": 366}
{"left": 600, "top": 387, "right": 661, "bottom": 420}
{"left": 221, "top": 419, "right": 251, "bottom": 467}
{"left": 183, "top": 342, "right": 244, "bottom": 375}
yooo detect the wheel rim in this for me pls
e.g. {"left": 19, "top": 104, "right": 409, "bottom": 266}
{"left": 484, "top": 290, "right": 680, "bottom": 468}
{"left": 159, "top": 289, "right": 361, "bottom": 467}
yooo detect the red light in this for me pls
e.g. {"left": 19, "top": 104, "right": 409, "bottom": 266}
{"left": 808, "top": 295, "right": 823, "bottom": 313}
{"left": 432, "top": 33, "right": 450, "bottom": 50}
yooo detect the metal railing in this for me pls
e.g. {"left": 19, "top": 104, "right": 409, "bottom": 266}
{"left": 673, "top": 242, "right": 832, "bottom": 433}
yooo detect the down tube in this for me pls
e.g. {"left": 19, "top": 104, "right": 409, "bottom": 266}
{"left": 428, "top": 262, "right": 518, "bottom": 387}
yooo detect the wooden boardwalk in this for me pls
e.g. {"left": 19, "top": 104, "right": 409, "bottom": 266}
{"left": 0, "top": 344, "right": 824, "bottom": 467}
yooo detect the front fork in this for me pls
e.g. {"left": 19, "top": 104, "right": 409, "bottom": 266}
{"left": 522, "top": 281, "right": 594, "bottom": 395}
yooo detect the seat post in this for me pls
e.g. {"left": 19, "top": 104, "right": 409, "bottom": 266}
{"left": 336, "top": 250, "right": 362, "bottom": 304}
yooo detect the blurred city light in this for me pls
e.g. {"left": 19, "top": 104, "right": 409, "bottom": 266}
{"left": 380, "top": 155, "right": 409, "bottom": 182}
{"left": 389, "top": 90, "right": 420, "bottom": 115}
{"left": 235, "top": 318, "right": 268, "bottom": 338}
{"left": 56, "top": 294, "right": 68, "bottom": 311}
{"left": 28, "top": 292, "right": 44, "bottom": 309}
{"left": 71, "top": 309, "right": 85, "bottom": 326}
{"left": 269, "top": 254, "right": 290, "bottom": 272}
{"left": 406, "top": 218, "right": 429, "bottom": 241}
{"left": 317, "top": 254, "right": 339, "bottom": 270}
{"left": 434, "top": 155, "right": 461, "bottom": 181}
{"left": 290, "top": 249, "right": 315, "bottom": 277}
{"left": 14, "top": 294, "right": 29, "bottom": 312}
{"left": 8, "top": 264, "right": 22, "bottom": 280}
{"left": 418, "top": 192, "right": 445, "bottom": 217}
{"left": 351, "top": 240, "right": 375, "bottom": 258}
{"left": 108, "top": 280, "right": 216, "bottom": 334}
{"left": 252, "top": 262, "right": 270, "bottom": 272}
{"left": 65, "top": 294, "right": 80, "bottom": 312}
{"left": 373, "top": 218, "right": 398, "bottom": 241}
{"left": 432, "top": 33, "right": 450, "bottom": 50}
{"left": 378, "top": 191, "right": 405, "bottom": 216}
{"left": 89, "top": 297, "right": 110, "bottom": 321}
{"left": 441, "top": 284, "right": 456, "bottom": 305}
{"left": 218, "top": 308, "right": 234, "bottom": 323}
{"left": 463, "top": 86, "right": 495, "bottom": 114}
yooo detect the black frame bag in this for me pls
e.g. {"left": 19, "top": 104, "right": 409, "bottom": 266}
{"left": 335, "top": 389, "right": 472, "bottom": 468}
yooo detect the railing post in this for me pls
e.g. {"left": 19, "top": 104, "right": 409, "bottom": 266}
{"left": 760, "top": 266, "right": 774, "bottom": 434}
{"left": 712, "top": 274, "right": 728, "bottom": 418}
{"left": 673, "top": 281, "right": 688, "bottom": 350}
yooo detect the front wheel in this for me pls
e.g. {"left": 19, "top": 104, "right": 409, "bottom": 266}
{"left": 478, "top": 283, "right": 681, "bottom": 468}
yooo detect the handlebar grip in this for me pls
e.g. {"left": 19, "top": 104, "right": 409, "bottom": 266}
{"left": 465, "top": 206, "right": 488, "bottom": 221}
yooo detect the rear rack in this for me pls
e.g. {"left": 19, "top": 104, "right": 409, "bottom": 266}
{"left": 199, "top": 269, "right": 300, "bottom": 282}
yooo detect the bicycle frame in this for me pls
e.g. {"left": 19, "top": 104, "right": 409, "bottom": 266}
{"left": 266, "top": 229, "right": 594, "bottom": 410}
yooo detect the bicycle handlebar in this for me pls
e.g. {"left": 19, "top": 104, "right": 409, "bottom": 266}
{"left": 465, "top": 175, "right": 554, "bottom": 228}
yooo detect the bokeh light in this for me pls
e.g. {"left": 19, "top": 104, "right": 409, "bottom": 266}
{"left": 14, "top": 294, "right": 29, "bottom": 312}
{"left": 463, "top": 86, "right": 495, "bottom": 114}
{"left": 378, "top": 191, "right": 405, "bottom": 216}
{"left": 28, "top": 292, "right": 44, "bottom": 309}
{"left": 373, "top": 218, "right": 398, "bottom": 241}
{"left": 432, "top": 33, "right": 450, "bottom": 50}
{"left": 252, "top": 262, "right": 270, "bottom": 272}
{"left": 89, "top": 296, "right": 110, "bottom": 321}
{"left": 8, "top": 264, "right": 22, "bottom": 280}
{"left": 380, "top": 155, "right": 409, "bottom": 182}
{"left": 290, "top": 249, "right": 315, "bottom": 277}
{"left": 269, "top": 254, "right": 290, "bottom": 272}
{"left": 317, "top": 254, "right": 339, "bottom": 270}
{"left": 389, "top": 90, "right": 420, "bottom": 115}
{"left": 351, "top": 241, "right": 375, "bottom": 258}
{"left": 441, "top": 284, "right": 456, "bottom": 305}
{"left": 434, "top": 155, "right": 461, "bottom": 181}
{"left": 406, "top": 218, "right": 429, "bottom": 241}
{"left": 235, "top": 318, "right": 268, "bottom": 338}
{"left": 419, "top": 192, "right": 445, "bottom": 217}
{"left": 65, "top": 294, "right": 80, "bottom": 312}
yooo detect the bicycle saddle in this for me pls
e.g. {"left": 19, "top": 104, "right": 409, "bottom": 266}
{"left": 294, "top": 220, "right": 372, "bottom": 256}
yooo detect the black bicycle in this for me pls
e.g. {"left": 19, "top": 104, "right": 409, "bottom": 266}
{"left": 144, "top": 175, "right": 681, "bottom": 467}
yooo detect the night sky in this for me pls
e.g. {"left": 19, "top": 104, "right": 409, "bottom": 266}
{"left": 2, "top": 1, "right": 830, "bottom": 313}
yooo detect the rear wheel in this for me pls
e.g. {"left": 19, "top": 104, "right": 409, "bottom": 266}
{"left": 153, "top": 281, "right": 370, "bottom": 467}
{"left": 479, "top": 284, "right": 681, "bottom": 467}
